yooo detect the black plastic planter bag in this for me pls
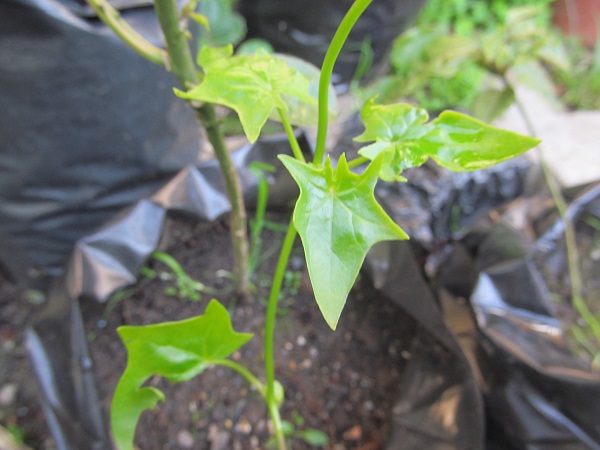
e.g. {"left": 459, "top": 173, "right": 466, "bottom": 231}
{"left": 425, "top": 184, "right": 600, "bottom": 449}
{"left": 0, "top": 0, "right": 202, "bottom": 288}
{"left": 27, "top": 138, "right": 545, "bottom": 449}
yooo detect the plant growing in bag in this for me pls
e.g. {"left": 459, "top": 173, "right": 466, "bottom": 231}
{"left": 86, "top": 0, "right": 539, "bottom": 448}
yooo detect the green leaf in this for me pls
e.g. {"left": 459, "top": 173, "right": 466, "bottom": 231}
{"left": 279, "top": 154, "right": 408, "bottom": 330}
{"left": 175, "top": 46, "right": 316, "bottom": 143}
{"left": 421, "top": 110, "right": 540, "bottom": 171}
{"left": 111, "top": 300, "right": 252, "bottom": 450}
{"left": 236, "top": 38, "right": 274, "bottom": 56}
{"left": 355, "top": 99, "right": 540, "bottom": 179}
{"left": 355, "top": 99, "right": 430, "bottom": 181}
{"left": 298, "top": 428, "right": 329, "bottom": 446}
{"left": 197, "top": 0, "right": 246, "bottom": 47}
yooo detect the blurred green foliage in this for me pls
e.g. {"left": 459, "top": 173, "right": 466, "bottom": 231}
{"left": 359, "top": 4, "right": 571, "bottom": 119}
{"left": 417, "top": 0, "right": 554, "bottom": 35}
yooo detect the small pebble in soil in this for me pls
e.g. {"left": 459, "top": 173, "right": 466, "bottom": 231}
{"left": 1, "top": 338, "right": 15, "bottom": 351}
{"left": 208, "top": 424, "right": 230, "bottom": 450}
{"left": 0, "top": 383, "right": 17, "bottom": 406}
{"left": 300, "top": 358, "right": 312, "bottom": 369}
{"left": 234, "top": 417, "right": 252, "bottom": 434}
{"left": 343, "top": 425, "right": 363, "bottom": 441}
{"left": 176, "top": 429, "right": 195, "bottom": 449}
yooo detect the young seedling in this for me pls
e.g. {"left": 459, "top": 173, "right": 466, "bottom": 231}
{"left": 145, "top": 251, "right": 218, "bottom": 302}
{"left": 87, "top": 0, "right": 540, "bottom": 449}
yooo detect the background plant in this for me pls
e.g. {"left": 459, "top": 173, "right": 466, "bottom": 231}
{"left": 417, "top": 0, "right": 554, "bottom": 36}
{"left": 551, "top": 33, "right": 600, "bottom": 110}
{"left": 361, "top": 2, "right": 567, "bottom": 117}
{"left": 86, "top": 0, "right": 539, "bottom": 449}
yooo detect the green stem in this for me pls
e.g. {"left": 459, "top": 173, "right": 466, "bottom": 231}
{"left": 277, "top": 108, "right": 306, "bottom": 163}
{"left": 152, "top": 251, "right": 188, "bottom": 278}
{"left": 347, "top": 155, "right": 370, "bottom": 169}
{"left": 248, "top": 164, "right": 271, "bottom": 275}
{"left": 314, "top": 0, "right": 373, "bottom": 166}
{"left": 212, "top": 359, "right": 266, "bottom": 398}
{"left": 153, "top": 0, "right": 250, "bottom": 296}
{"left": 197, "top": 105, "right": 250, "bottom": 297}
{"left": 511, "top": 83, "right": 600, "bottom": 356}
{"left": 264, "top": 219, "right": 297, "bottom": 450}
{"left": 153, "top": 0, "right": 199, "bottom": 88}
{"left": 86, "top": 0, "right": 166, "bottom": 65}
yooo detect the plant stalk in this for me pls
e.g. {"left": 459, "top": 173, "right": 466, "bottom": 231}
{"left": 314, "top": 0, "right": 373, "bottom": 166}
{"left": 153, "top": 0, "right": 250, "bottom": 296}
{"left": 264, "top": 219, "right": 298, "bottom": 450}
{"left": 197, "top": 105, "right": 251, "bottom": 296}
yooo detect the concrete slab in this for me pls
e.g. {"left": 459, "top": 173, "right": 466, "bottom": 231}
{"left": 494, "top": 84, "right": 600, "bottom": 188}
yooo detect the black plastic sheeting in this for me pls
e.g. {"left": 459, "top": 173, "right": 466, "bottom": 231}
{"left": 422, "top": 183, "right": 600, "bottom": 450}
{"left": 0, "top": 0, "right": 202, "bottom": 288}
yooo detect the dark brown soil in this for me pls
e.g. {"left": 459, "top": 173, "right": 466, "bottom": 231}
{"left": 0, "top": 278, "right": 55, "bottom": 449}
{"left": 1, "top": 213, "right": 417, "bottom": 449}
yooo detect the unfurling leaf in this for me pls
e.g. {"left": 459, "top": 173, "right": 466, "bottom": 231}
{"left": 111, "top": 300, "right": 252, "bottom": 450}
{"left": 197, "top": 0, "right": 245, "bottom": 47}
{"left": 355, "top": 98, "right": 430, "bottom": 181}
{"left": 174, "top": 45, "right": 317, "bottom": 142}
{"left": 279, "top": 154, "right": 408, "bottom": 330}
{"left": 356, "top": 98, "right": 540, "bottom": 180}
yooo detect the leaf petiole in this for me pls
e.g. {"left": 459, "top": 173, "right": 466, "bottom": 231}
{"left": 346, "top": 155, "right": 370, "bottom": 169}
{"left": 277, "top": 108, "right": 306, "bottom": 163}
{"left": 212, "top": 359, "right": 266, "bottom": 398}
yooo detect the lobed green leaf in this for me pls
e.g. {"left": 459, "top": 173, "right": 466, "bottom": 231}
{"left": 355, "top": 98, "right": 430, "bottom": 181}
{"left": 356, "top": 98, "right": 540, "bottom": 180}
{"left": 111, "top": 300, "right": 252, "bottom": 450}
{"left": 174, "top": 45, "right": 317, "bottom": 142}
{"left": 421, "top": 110, "right": 540, "bottom": 171}
{"left": 279, "top": 154, "right": 408, "bottom": 330}
{"left": 197, "top": 0, "right": 246, "bottom": 47}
